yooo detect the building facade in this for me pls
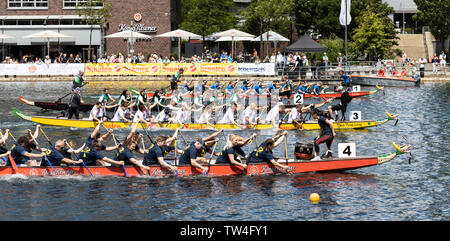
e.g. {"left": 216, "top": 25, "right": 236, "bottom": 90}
{"left": 0, "top": 0, "right": 181, "bottom": 62}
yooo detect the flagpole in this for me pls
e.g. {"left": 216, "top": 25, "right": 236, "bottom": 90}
{"left": 345, "top": 0, "right": 348, "bottom": 71}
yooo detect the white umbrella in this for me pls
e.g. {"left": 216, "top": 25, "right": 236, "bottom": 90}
{"left": 155, "top": 29, "right": 201, "bottom": 60}
{"left": 105, "top": 30, "right": 151, "bottom": 56}
{"left": 216, "top": 36, "right": 254, "bottom": 42}
{"left": 252, "top": 30, "right": 289, "bottom": 42}
{"left": 23, "top": 30, "right": 72, "bottom": 58}
{"left": 210, "top": 29, "right": 255, "bottom": 59}
{"left": 252, "top": 30, "right": 289, "bottom": 57}
{"left": 104, "top": 30, "right": 151, "bottom": 39}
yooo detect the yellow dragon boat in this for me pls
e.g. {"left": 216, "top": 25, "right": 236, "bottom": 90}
{"left": 13, "top": 108, "right": 398, "bottom": 130}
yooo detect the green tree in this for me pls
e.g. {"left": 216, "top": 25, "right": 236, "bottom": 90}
{"left": 414, "top": 0, "right": 450, "bottom": 51}
{"left": 352, "top": 6, "right": 398, "bottom": 60}
{"left": 241, "top": 0, "right": 294, "bottom": 55}
{"left": 180, "top": 0, "right": 237, "bottom": 39}
{"left": 77, "top": 0, "right": 112, "bottom": 62}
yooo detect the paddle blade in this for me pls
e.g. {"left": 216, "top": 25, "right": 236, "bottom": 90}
{"left": 8, "top": 153, "right": 18, "bottom": 173}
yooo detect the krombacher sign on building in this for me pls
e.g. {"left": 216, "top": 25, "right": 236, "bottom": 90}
{"left": 118, "top": 24, "right": 157, "bottom": 33}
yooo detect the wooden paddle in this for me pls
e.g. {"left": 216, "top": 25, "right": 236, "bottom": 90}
{"left": 55, "top": 82, "right": 87, "bottom": 103}
{"left": 101, "top": 125, "right": 128, "bottom": 177}
{"left": 28, "top": 130, "right": 57, "bottom": 175}
{"left": 0, "top": 129, "right": 18, "bottom": 173}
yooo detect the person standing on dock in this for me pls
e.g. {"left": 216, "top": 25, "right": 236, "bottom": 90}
{"left": 439, "top": 51, "right": 447, "bottom": 75}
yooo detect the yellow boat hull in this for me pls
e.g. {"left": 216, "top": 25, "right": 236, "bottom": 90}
{"left": 14, "top": 109, "right": 390, "bottom": 130}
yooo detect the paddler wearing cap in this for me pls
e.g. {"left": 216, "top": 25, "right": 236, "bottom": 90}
{"left": 77, "top": 120, "right": 124, "bottom": 166}
{"left": 327, "top": 86, "right": 352, "bottom": 120}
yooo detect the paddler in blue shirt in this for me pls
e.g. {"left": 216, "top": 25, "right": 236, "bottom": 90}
{"left": 253, "top": 80, "right": 263, "bottom": 94}
{"left": 247, "top": 131, "right": 289, "bottom": 171}
{"left": 178, "top": 139, "right": 208, "bottom": 173}
{"left": 313, "top": 81, "right": 323, "bottom": 95}
{"left": 41, "top": 139, "right": 83, "bottom": 167}
{"left": 77, "top": 121, "right": 124, "bottom": 166}
{"left": 298, "top": 81, "right": 309, "bottom": 95}
{"left": 114, "top": 122, "right": 150, "bottom": 171}
{"left": 10, "top": 135, "right": 46, "bottom": 167}
{"left": 143, "top": 136, "right": 179, "bottom": 172}
{"left": 215, "top": 134, "right": 256, "bottom": 169}
{"left": 340, "top": 70, "right": 351, "bottom": 87}
{"left": 311, "top": 109, "right": 336, "bottom": 160}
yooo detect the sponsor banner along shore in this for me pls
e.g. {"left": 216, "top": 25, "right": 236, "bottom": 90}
{"left": 0, "top": 63, "right": 276, "bottom": 76}
{"left": 0, "top": 63, "right": 85, "bottom": 76}
{"left": 85, "top": 63, "right": 239, "bottom": 76}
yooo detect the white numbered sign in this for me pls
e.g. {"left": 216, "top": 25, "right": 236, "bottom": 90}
{"left": 338, "top": 143, "right": 356, "bottom": 158}
{"left": 294, "top": 94, "right": 304, "bottom": 105}
{"left": 352, "top": 85, "right": 361, "bottom": 92}
{"left": 350, "top": 111, "right": 362, "bottom": 121}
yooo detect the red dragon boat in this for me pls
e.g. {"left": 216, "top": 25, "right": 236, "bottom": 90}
{"left": 0, "top": 143, "right": 412, "bottom": 177}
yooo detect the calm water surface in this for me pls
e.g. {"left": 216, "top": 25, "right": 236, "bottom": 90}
{"left": 0, "top": 81, "right": 448, "bottom": 221}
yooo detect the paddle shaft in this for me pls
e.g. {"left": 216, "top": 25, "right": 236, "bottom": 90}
{"left": 139, "top": 121, "right": 154, "bottom": 144}
{"left": 1, "top": 130, "right": 18, "bottom": 171}
{"left": 57, "top": 82, "right": 87, "bottom": 102}
{"left": 29, "top": 133, "right": 57, "bottom": 175}
{"left": 101, "top": 125, "right": 128, "bottom": 177}
{"left": 64, "top": 140, "right": 94, "bottom": 176}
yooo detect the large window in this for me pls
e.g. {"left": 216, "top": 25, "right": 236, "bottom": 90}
{"left": 63, "top": 0, "right": 103, "bottom": 9}
{"left": 8, "top": 0, "right": 48, "bottom": 9}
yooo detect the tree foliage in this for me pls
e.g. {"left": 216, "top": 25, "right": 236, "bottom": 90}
{"left": 77, "top": 0, "right": 112, "bottom": 26}
{"left": 352, "top": 5, "right": 398, "bottom": 60}
{"left": 241, "top": 0, "right": 294, "bottom": 37}
{"left": 414, "top": 0, "right": 450, "bottom": 49}
{"left": 180, "top": 0, "right": 237, "bottom": 37}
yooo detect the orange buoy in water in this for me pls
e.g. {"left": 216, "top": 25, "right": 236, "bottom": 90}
{"left": 309, "top": 193, "right": 320, "bottom": 204}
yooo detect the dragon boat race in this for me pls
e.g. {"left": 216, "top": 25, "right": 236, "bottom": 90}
{"left": 0, "top": 0, "right": 448, "bottom": 236}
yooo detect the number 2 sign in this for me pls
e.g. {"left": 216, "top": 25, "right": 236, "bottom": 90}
{"left": 294, "top": 94, "right": 303, "bottom": 105}
{"left": 338, "top": 143, "right": 356, "bottom": 158}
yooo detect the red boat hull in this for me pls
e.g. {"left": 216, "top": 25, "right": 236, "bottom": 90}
{"left": 0, "top": 156, "right": 379, "bottom": 177}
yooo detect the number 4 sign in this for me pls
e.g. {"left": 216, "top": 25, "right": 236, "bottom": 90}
{"left": 338, "top": 143, "right": 356, "bottom": 158}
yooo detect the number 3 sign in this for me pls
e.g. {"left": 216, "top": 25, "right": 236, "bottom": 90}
{"left": 338, "top": 143, "right": 356, "bottom": 158}
{"left": 350, "top": 111, "right": 362, "bottom": 121}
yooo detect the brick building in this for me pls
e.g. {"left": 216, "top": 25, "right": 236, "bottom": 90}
{"left": 0, "top": 0, "right": 181, "bottom": 62}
